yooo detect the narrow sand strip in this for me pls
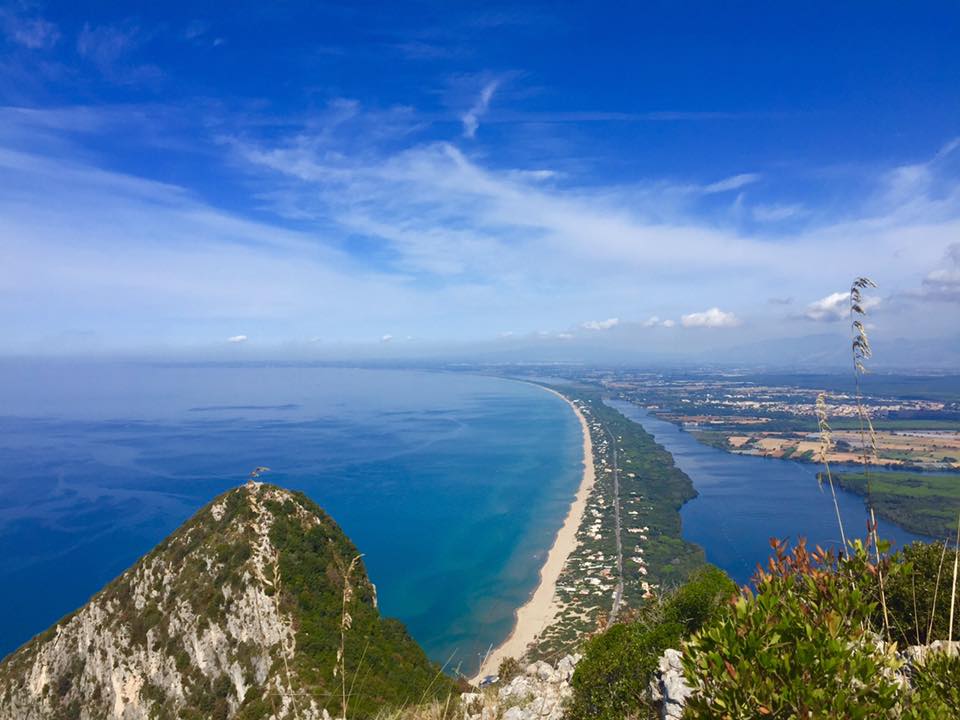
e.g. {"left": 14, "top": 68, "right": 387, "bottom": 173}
{"left": 473, "top": 386, "right": 595, "bottom": 681}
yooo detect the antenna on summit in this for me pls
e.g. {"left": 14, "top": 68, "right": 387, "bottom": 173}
{"left": 247, "top": 466, "right": 270, "bottom": 487}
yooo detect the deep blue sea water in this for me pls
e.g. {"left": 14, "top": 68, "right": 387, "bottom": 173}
{"left": 607, "top": 400, "right": 926, "bottom": 585}
{"left": 0, "top": 362, "right": 582, "bottom": 672}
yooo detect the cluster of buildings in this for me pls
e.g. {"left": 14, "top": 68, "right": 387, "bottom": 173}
{"left": 531, "top": 395, "right": 663, "bottom": 659}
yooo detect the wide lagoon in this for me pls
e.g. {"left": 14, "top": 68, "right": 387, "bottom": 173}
{"left": 607, "top": 399, "right": 925, "bottom": 585}
{"left": 0, "top": 362, "right": 582, "bottom": 671}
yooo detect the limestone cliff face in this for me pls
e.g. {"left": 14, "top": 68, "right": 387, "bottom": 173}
{"left": 0, "top": 483, "right": 449, "bottom": 720}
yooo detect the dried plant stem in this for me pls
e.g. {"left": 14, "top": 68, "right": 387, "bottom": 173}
{"left": 824, "top": 466, "right": 846, "bottom": 551}
{"left": 928, "top": 540, "right": 950, "bottom": 643}
{"left": 815, "top": 393, "right": 847, "bottom": 550}
{"left": 335, "top": 553, "right": 364, "bottom": 720}
{"left": 346, "top": 639, "right": 371, "bottom": 714}
{"left": 849, "top": 277, "right": 890, "bottom": 640}
{"left": 911, "top": 572, "right": 920, "bottom": 646}
{"left": 870, "top": 508, "right": 891, "bottom": 638}
{"left": 949, "top": 514, "right": 960, "bottom": 644}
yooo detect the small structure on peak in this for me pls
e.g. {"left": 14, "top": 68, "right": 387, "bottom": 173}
{"left": 247, "top": 466, "right": 270, "bottom": 487}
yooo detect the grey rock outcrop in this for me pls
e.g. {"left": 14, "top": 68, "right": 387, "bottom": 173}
{"left": 464, "top": 654, "right": 581, "bottom": 720}
{"left": 648, "top": 649, "right": 692, "bottom": 720}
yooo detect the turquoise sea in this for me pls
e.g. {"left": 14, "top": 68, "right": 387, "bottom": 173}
{"left": 0, "top": 362, "right": 582, "bottom": 672}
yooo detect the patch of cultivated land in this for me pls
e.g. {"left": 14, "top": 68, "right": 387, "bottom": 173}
{"left": 834, "top": 470, "right": 960, "bottom": 538}
{"left": 694, "top": 429, "right": 960, "bottom": 470}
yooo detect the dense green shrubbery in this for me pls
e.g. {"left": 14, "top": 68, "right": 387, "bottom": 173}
{"left": 497, "top": 656, "right": 522, "bottom": 683}
{"left": 683, "top": 539, "right": 904, "bottom": 719}
{"left": 908, "top": 649, "right": 960, "bottom": 716}
{"left": 567, "top": 535, "right": 960, "bottom": 719}
{"left": 680, "top": 537, "right": 960, "bottom": 719}
{"left": 881, "top": 540, "right": 957, "bottom": 647}
{"left": 267, "top": 493, "right": 456, "bottom": 718}
{"left": 567, "top": 565, "right": 735, "bottom": 720}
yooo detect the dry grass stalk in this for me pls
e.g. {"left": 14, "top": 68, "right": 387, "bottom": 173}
{"left": 815, "top": 392, "right": 847, "bottom": 550}
{"left": 950, "top": 515, "right": 960, "bottom": 644}
{"left": 334, "top": 552, "right": 364, "bottom": 720}
{"left": 927, "top": 540, "right": 950, "bottom": 643}
{"left": 849, "top": 277, "right": 890, "bottom": 639}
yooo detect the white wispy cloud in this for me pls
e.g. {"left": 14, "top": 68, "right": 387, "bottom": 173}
{"left": 581, "top": 318, "right": 619, "bottom": 331}
{"left": 77, "top": 23, "right": 137, "bottom": 66}
{"left": 703, "top": 173, "right": 761, "bottom": 194}
{"left": 461, "top": 80, "right": 499, "bottom": 139}
{"left": 917, "top": 242, "right": 960, "bottom": 302}
{"left": 227, "top": 335, "right": 248, "bottom": 343}
{"left": 2, "top": 15, "right": 60, "bottom": 49}
{"left": 76, "top": 23, "right": 160, "bottom": 83}
{"left": 752, "top": 203, "right": 804, "bottom": 222}
{"left": 681, "top": 308, "right": 741, "bottom": 328}
{"left": 3, "top": 99, "right": 960, "bottom": 353}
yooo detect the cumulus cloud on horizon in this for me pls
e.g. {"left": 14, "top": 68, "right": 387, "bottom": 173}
{"left": 581, "top": 318, "right": 620, "bottom": 331}
{"left": 804, "top": 291, "right": 880, "bottom": 322}
{"left": 642, "top": 316, "right": 676, "bottom": 328}
{"left": 680, "top": 308, "right": 741, "bottom": 328}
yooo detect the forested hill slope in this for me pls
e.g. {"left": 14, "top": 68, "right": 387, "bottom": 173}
{"left": 0, "top": 483, "right": 452, "bottom": 720}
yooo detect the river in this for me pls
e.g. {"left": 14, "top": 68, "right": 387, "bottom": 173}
{"left": 606, "top": 399, "right": 925, "bottom": 585}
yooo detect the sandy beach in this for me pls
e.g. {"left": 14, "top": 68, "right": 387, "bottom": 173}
{"left": 473, "top": 386, "right": 595, "bottom": 681}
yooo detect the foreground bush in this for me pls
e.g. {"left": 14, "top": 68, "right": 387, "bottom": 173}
{"left": 683, "top": 539, "right": 905, "bottom": 719}
{"left": 881, "top": 540, "right": 957, "bottom": 647}
{"left": 908, "top": 648, "right": 960, "bottom": 716}
{"left": 567, "top": 565, "right": 735, "bottom": 720}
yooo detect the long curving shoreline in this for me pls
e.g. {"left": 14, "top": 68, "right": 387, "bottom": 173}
{"left": 473, "top": 385, "right": 595, "bottom": 681}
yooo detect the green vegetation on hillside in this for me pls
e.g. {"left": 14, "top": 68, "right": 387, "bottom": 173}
{"left": 0, "top": 484, "right": 455, "bottom": 720}
{"left": 682, "top": 539, "right": 956, "bottom": 719}
{"left": 568, "top": 537, "right": 960, "bottom": 719}
{"left": 568, "top": 566, "right": 734, "bottom": 720}
{"left": 834, "top": 471, "right": 960, "bottom": 538}
{"left": 264, "top": 491, "right": 456, "bottom": 718}
{"left": 883, "top": 541, "right": 960, "bottom": 647}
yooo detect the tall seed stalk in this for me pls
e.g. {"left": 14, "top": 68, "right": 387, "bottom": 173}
{"left": 950, "top": 515, "right": 960, "bottom": 644}
{"left": 927, "top": 540, "right": 950, "bottom": 643}
{"left": 849, "top": 277, "right": 890, "bottom": 638}
{"left": 815, "top": 392, "right": 847, "bottom": 550}
{"left": 334, "top": 553, "right": 364, "bottom": 720}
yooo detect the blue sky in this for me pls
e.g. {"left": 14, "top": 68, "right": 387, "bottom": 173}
{"left": 1, "top": 1, "right": 959, "bottom": 360}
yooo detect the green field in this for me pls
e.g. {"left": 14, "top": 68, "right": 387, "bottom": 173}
{"left": 833, "top": 471, "right": 960, "bottom": 538}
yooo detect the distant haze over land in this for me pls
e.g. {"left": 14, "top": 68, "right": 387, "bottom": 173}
{"left": 5, "top": 330, "right": 958, "bottom": 371}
